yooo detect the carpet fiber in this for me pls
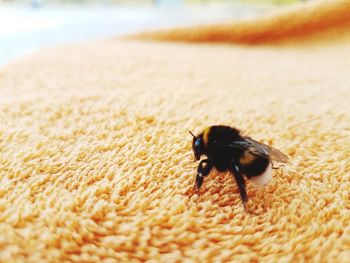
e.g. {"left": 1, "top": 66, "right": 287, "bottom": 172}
{"left": 1, "top": 0, "right": 350, "bottom": 261}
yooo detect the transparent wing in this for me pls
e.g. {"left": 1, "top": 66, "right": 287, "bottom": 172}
{"left": 227, "top": 137, "right": 289, "bottom": 163}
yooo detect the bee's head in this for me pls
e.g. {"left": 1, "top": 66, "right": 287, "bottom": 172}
{"left": 189, "top": 131, "right": 205, "bottom": 161}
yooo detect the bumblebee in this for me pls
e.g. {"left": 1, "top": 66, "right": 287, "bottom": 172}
{"left": 190, "top": 125, "right": 289, "bottom": 209}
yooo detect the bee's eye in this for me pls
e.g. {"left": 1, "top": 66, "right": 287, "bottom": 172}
{"left": 193, "top": 138, "right": 202, "bottom": 161}
{"left": 195, "top": 140, "right": 201, "bottom": 148}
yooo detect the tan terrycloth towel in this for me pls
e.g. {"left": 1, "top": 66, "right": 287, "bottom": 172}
{"left": 0, "top": 0, "right": 350, "bottom": 261}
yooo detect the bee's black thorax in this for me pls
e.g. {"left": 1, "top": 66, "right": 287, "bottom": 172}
{"left": 204, "top": 126, "right": 243, "bottom": 171}
{"left": 205, "top": 125, "right": 241, "bottom": 144}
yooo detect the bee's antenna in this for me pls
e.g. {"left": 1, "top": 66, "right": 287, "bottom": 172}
{"left": 189, "top": 131, "right": 196, "bottom": 138}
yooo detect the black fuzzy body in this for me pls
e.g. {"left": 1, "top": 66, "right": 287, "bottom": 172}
{"left": 191, "top": 125, "right": 288, "bottom": 208}
{"left": 204, "top": 125, "right": 269, "bottom": 177}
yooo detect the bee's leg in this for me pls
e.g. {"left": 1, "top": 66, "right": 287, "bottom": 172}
{"left": 272, "top": 163, "right": 285, "bottom": 170}
{"left": 272, "top": 163, "right": 285, "bottom": 177}
{"left": 231, "top": 162, "right": 247, "bottom": 210}
{"left": 195, "top": 159, "right": 213, "bottom": 191}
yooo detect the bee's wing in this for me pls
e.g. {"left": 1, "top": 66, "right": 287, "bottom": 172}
{"left": 227, "top": 137, "right": 289, "bottom": 163}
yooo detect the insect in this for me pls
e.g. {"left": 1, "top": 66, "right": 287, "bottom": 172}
{"left": 189, "top": 125, "right": 289, "bottom": 209}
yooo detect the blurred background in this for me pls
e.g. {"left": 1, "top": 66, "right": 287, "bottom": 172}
{"left": 0, "top": 0, "right": 304, "bottom": 66}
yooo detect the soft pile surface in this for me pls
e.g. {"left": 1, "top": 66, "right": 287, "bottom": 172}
{"left": 1, "top": 0, "right": 350, "bottom": 261}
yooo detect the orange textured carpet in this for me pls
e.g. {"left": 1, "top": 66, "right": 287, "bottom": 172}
{"left": 1, "top": 0, "right": 350, "bottom": 261}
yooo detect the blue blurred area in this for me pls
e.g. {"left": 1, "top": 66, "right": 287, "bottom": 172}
{"left": 0, "top": 2, "right": 267, "bottom": 66}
